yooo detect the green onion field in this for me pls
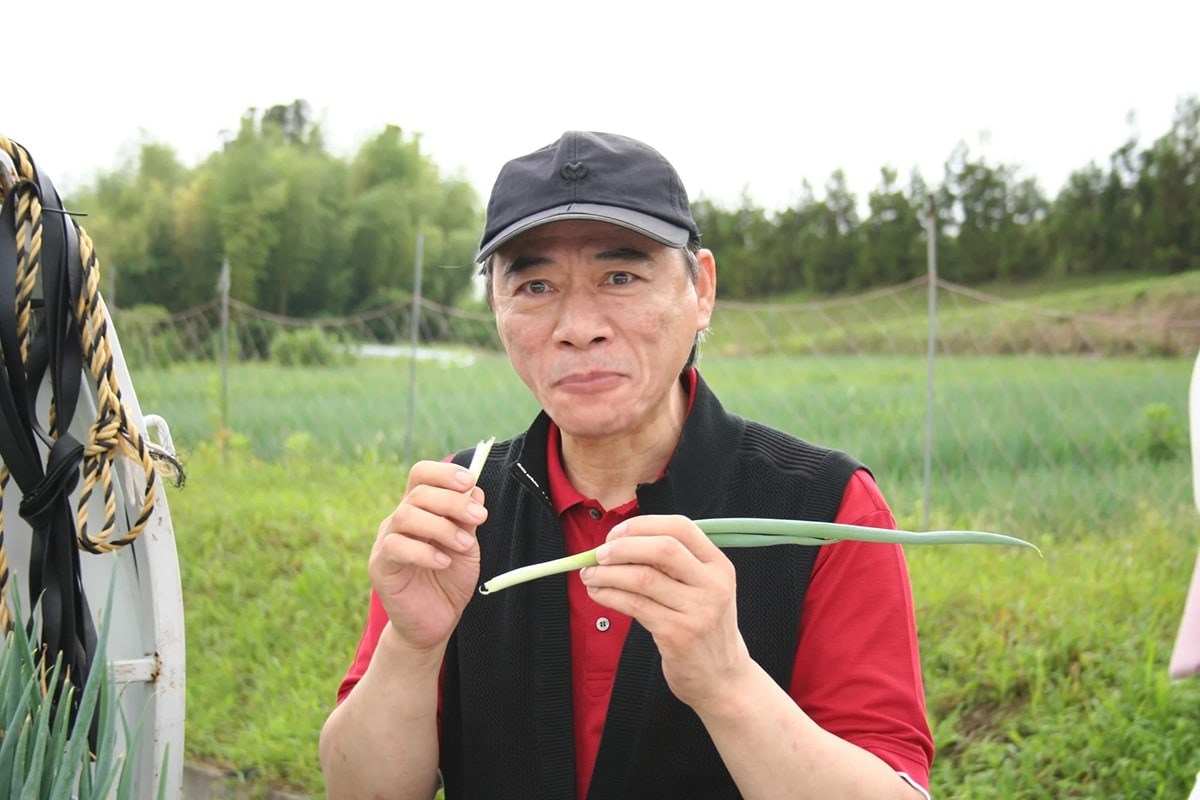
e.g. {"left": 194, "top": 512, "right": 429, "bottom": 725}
{"left": 143, "top": 343, "right": 1200, "bottom": 798}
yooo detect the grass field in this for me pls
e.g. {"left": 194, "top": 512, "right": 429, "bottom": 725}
{"left": 138, "top": 342, "right": 1200, "bottom": 798}
{"left": 709, "top": 271, "right": 1200, "bottom": 358}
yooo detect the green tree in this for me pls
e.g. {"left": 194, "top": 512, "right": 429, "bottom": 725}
{"left": 69, "top": 95, "right": 1200, "bottom": 319}
{"left": 768, "top": 182, "right": 818, "bottom": 296}
{"left": 341, "top": 181, "right": 421, "bottom": 310}
{"left": 171, "top": 169, "right": 225, "bottom": 308}
{"left": 1101, "top": 122, "right": 1145, "bottom": 271}
{"left": 1048, "top": 162, "right": 1107, "bottom": 276}
{"left": 340, "top": 125, "right": 479, "bottom": 310}
{"left": 783, "top": 170, "right": 861, "bottom": 294}
{"left": 1002, "top": 175, "right": 1049, "bottom": 280}
{"left": 208, "top": 112, "right": 289, "bottom": 309}
{"left": 262, "top": 99, "right": 321, "bottom": 149}
{"left": 68, "top": 141, "right": 190, "bottom": 308}
{"left": 861, "top": 166, "right": 924, "bottom": 286}
{"left": 939, "top": 143, "right": 1047, "bottom": 283}
{"left": 256, "top": 140, "right": 347, "bottom": 316}
{"left": 1138, "top": 96, "right": 1200, "bottom": 273}
{"left": 692, "top": 193, "right": 773, "bottom": 299}
{"left": 940, "top": 143, "right": 1008, "bottom": 283}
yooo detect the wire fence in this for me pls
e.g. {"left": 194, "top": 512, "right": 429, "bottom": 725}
{"left": 112, "top": 276, "right": 1200, "bottom": 532}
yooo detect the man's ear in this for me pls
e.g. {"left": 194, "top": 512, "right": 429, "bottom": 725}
{"left": 695, "top": 249, "right": 717, "bottom": 329}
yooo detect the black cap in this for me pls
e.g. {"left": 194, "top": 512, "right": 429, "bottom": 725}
{"left": 476, "top": 131, "right": 700, "bottom": 263}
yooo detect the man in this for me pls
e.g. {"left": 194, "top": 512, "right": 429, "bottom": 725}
{"left": 320, "top": 131, "right": 934, "bottom": 799}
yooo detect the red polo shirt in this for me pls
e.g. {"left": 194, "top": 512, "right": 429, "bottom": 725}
{"left": 544, "top": 379, "right": 931, "bottom": 797}
{"left": 337, "top": 375, "right": 934, "bottom": 797}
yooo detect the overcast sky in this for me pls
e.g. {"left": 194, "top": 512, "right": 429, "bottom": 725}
{"left": 10, "top": 0, "right": 1199, "bottom": 212}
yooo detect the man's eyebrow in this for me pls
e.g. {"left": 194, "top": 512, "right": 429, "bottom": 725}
{"left": 502, "top": 255, "right": 552, "bottom": 276}
{"left": 595, "top": 246, "right": 652, "bottom": 262}
{"left": 502, "top": 246, "right": 649, "bottom": 275}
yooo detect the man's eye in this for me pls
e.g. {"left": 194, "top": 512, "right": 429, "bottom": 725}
{"left": 608, "top": 272, "right": 635, "bottom": 286}
{"left": 523, "top": 280, "right": 550, "bottom": 295}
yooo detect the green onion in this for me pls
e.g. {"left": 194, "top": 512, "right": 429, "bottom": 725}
{"left": 477, "top": 517, "right": 1040, "bottom": 595}
{"left": 467, "top": 437, "right": 495, "bottom": 479}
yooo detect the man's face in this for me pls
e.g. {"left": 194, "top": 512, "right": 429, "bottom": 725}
{"left": 491, "top": 219, "right": 715, "bottom": 441}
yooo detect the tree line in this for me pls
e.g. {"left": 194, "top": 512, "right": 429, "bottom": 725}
{"left": 697, "top": 95, "right": 1200, "bottom": 298}
{"left": 67, "top": 96, "right": 1200, "bottom": 313}
{"left": 72, "top": 100, "right": 481, "bottom": 315}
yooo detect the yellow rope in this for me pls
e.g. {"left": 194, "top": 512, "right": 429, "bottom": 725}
{"left": 73, "top": 225, "right": 158, "bottom": 552}
{"left": 0, "top": 135, "right": 160, "bottom": 633}
{"left": 0, "top": 138, "right": 39, "bottom": 635}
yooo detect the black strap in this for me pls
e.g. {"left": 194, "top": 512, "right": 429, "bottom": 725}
{"left": 0, "top": 172, "right": 95, "bottom": 729}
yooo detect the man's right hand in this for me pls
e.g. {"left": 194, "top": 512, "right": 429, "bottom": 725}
{"left": 368, "top": 460, "right": 488, "bottom": 653}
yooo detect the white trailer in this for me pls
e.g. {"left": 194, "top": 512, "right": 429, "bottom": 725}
{"left": 0, "top": 138, "right": 185, "bottom": 798}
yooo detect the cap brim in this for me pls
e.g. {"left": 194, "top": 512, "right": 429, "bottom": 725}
{"left": 476, "top": 203, "right": 691, "bottom": 263}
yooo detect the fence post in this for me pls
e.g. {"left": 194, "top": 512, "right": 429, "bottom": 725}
{"left": 405, "top": 233, "right": 425, "bottom": 466}
{"left": 923, "top": 198, "right": 938, "bottom": 530}
{"left": 217, "top": 257, "right": 231, "bottom": 460}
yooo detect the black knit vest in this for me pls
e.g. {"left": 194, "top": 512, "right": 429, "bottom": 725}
{"left": 442, "top": 376, "right": 862, "bottom": 799}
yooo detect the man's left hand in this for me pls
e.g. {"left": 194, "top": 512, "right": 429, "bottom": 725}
{"left": 579, "top": 514, "right": 752, "bottom": 709}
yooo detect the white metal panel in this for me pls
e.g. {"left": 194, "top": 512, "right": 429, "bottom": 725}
{"left": 2, "top": 299, "right": 185, "bottom": 798}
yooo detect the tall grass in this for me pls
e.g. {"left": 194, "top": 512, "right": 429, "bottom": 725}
{"left": 133, "top": 354, "right": 1191, "bottom": 471}
{"left": 153, "top": 354, "right": 1200, "bottom": 798}
{"left": 912, "top": 510, "right": 1200, "bottom": 798}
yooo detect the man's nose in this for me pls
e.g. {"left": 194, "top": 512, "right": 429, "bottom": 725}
{"left": 553, "top": 287, "right": 611, "bottom": 348}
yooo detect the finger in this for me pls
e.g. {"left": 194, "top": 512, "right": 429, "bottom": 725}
{"left": 403, "top": 483, "right": 489, "bottom": 531}
{"left": 372, "top": 525, "right": 456, "bottom": 572}
{"left": 379, "top": 500, "right": 484, "bottom": 556}
{"left": 407, "top": 459, "right": 480, "bottom": 496}
{"left": 597, "top": 530, "right": 711, "bottom": 587}
{"left": 583, "top": 562, "right": 691, "bottom": 615}
{"left": 403, "top": 460, "right": 487, "bottom": 530}
{"left": 608, "top": 516, "right": 724, "bottom": 563}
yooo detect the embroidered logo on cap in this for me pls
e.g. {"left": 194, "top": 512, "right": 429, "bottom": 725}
{"left": 560, "top": 162, "right": 589, "bottom": 181}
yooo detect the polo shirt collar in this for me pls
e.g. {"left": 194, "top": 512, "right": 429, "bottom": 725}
{"left": 538, "top": 368, "right": 733, "bottom": 518}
